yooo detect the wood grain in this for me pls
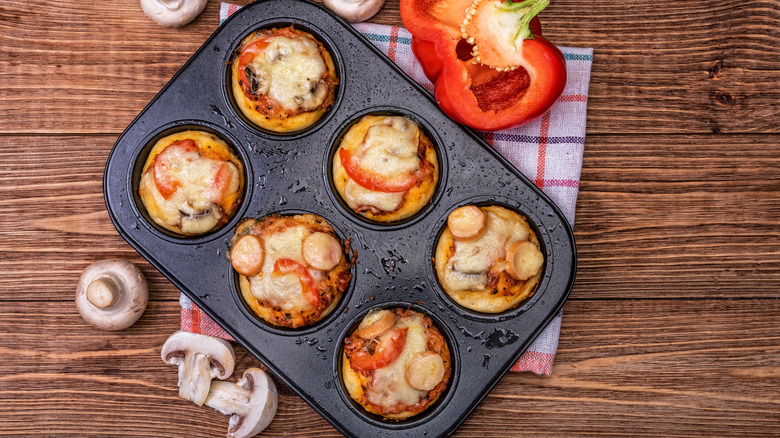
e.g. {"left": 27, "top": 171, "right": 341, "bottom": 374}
{"left": 1, "top": 135, "right": 777, "bottom": 301}
{"left": 0, "top": 0, "right": 778, "bottom": 134}
{"left": 575, "top": 134, "right": 780, "bottom": 299}
{"left": 0, "top": 300, "right": 777, "bottom": 437}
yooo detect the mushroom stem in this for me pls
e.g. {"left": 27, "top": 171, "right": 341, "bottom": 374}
{"left": 75, "top": 259, "right": 148, "bottom": 331}
{"left": 204, "top": 380, "right": 251, "bottom": 417}
{"left": 179, "top": 352, "right": 213, "bottom": 406}
{"left": 161, "top": 331, "right": 236, "bottom": 407}
{"left": 204, "top": 368, "right": 278, "bottom": 438}
{"left": 85, "top": 276, "right": 120, "bottom": 309}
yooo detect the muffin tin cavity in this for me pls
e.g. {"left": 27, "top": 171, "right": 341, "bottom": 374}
{"left": 224, "top": 21, "right": 343, "bottom": 139}
{"left": 104, "top": 1, "right": 575, "bottom": 437}
{"left": 335, "top": 303, "right": 458, "bottom": 428}
{"left": 130, "top": 121, "right": 250, "bottom": 243}
{"left": 326, "top": 108, "right": 445, "bottom": 229}
{"left": 228, "top": 210, "right": 356, "bottom": 336}
{"left": 428, "top": 199, "right": 549, "bottom": 322}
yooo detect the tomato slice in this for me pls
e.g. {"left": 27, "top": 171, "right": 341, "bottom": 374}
{"left": 339, "top": 148, "right": 418, "bottom": 193}
{"left": 152, "top": 139, "right": 198, "bottom": 200}
{"left": 237, "top": 39, "right": 270, "bottom": 97}
{"left": 347, "top": 328, "right": 408, "bottom": 371}
{"left": 272, "top": 258, "right": 320, "bottom": 307}
{"left": 209, "top": 163, "right": 233, "bottom": 203}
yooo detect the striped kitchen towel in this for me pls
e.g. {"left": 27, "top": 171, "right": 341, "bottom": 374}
{"left": 180, "top": 2, "right": 593, "bottom": 376}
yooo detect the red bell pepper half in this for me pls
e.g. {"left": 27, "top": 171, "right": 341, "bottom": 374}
{"left": 401, "top": 0, "right": 566, "bottom": 131}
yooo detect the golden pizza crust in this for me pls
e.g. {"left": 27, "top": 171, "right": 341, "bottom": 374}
{"left": 434, "top": 205, "right": 543, "bottom": 313}
{"left": 332, "top": 115, "right": 439, "bottom": 223}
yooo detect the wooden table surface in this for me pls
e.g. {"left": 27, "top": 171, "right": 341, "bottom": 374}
{"left": 2, "top": 0, "right": 779, "bottom": 436}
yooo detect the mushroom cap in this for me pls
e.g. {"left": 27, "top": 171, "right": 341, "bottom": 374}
{"left": 161, "top": 330, "right": 236, "bottom": 406}
{"left": 140, "top": 0, "right": 208, "bottom": 28}
{"left": 75, "top": 259, "right": 148, "bottom": 331}
{"left": 323, "top": 0, "right": 386, "bottom": 23}
{"left": 161, "top": 330, "right": 236, "bottom": 379}
{"left": 229, "top": 368, "right": 278, "bottom": 438}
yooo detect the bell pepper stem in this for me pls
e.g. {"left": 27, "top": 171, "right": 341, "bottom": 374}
{"left": 498, "top": 0, "right": 549, "bottom": 41}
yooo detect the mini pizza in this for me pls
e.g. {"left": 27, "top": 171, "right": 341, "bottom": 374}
{"left": 138, "top": 130, "right": 244, "bottom": 235}
{"left": 231, "top": 26, "right": 339, "bottom": 133}
{"left": 434, "top": 205, "right": 545, "bottom": 313}
{"left": 342, "top": 308, "right": 451, "bottom": 420}
{"left": 228, "top": 214, "right": 353, "bottom": 328}
{"left": 332, "top": 115, "right": 439, "bottom": 222}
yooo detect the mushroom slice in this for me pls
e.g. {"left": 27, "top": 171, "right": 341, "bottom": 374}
{"left": 506, "top": 240, "right": 544, "bottom": 280}
{"left": 447, "top": 205, "right": 488, "bottom": 241}
{"left": 302, "top": 232, "right": 342, "bottom": 271}
{"left": 161, "top": 331, "right": 236, "bottom": 406}
{"left": 294, "top": 80, "right": 329, "bottom": 111}
{"left": 323, "top": 0, "right": 386, "bottom": 23}
{"left": 180, "top": 202, "right": 222, "bottom": 235}
{"left": 244, "top": 64, "right": 271, "bottom": 96}
{"left": 205, "top": 368, "right": 278, "bottom": 438}
{"left": 75, "top": 259, "right": 148, "bottom": 331}
{"left": 140, "top": 0, "right": 208, "bottom": 28}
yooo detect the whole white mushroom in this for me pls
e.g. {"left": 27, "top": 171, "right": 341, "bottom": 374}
{"left": 323, "top": 0, "right": 386, "bottom": 23}
{"left": 141, "top": 0, "right": 208, "bottom": 27}
{"left": 75, "top": 259, "right": 148, "bottom": 331}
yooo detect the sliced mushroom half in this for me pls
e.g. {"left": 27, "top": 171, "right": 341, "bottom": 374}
{"left": 161, "top": 331, "right": 236, "bottom": 406}
{"left": 244, "top": 64, "right": 271, "bottom": 96}
{"left": 205, "top": 367, "right": 278, "bottom": 438}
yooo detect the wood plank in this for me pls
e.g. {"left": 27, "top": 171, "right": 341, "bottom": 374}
{"left": 0, "top": 0, "right": 778, "bottom": 134}
{"left": 0, "top": 299, "right": 776, "bottom": 437}
{"left": 575, "top": 134, "right": 780, "bottom": 299}
{"left": 1, "top": 134, "right": 778, "bottom": 301}
{"left": 0, "top": 301, "right": 341, "bottom": 437}
{"left": 545, "top": 0, "right": 780, "bottom": 134}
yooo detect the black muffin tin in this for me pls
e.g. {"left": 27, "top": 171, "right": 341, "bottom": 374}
{"left": 104, "top": 0, "right": 576, "bottom": 436}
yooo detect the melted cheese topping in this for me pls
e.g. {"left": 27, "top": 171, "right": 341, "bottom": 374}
{"left": 343, "top": 179, "right": 405, "bottom": 212}
{"left": 139, "top": 133, "right": 241, "bottom": 235}
{"left": 357, "top": 118, "right": 421, "bottom": 178}
{"left": 442, "top": 209, "right": 530, "bottom": 291}
{"left": 248, "top": 225, "right": 321, "bottom": 312}
{"left": 248, "top": 35, "right": 327, "bottom": 112}
{"left": 365, "top": 314, "right": 429, "bottom": 408}
{"left": 339, "top": 116, "right": 421, "bottom": 212}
